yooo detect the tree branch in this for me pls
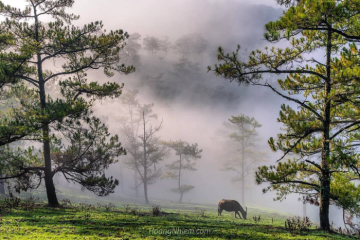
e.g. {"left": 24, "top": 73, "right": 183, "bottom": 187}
{"left": 254, "top": 82, "right": 323, "bottom": 121}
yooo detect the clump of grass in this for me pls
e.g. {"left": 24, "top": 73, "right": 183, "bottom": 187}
{"left": 1, "top": 189, "right": 38, "bottom": 211}
{"left": 195, "top": 207, "right": 206, "bottom": 217}
{"left": 61, "top": 198, "right": 72, "bottom": 206}
{"left": 79, "top": 203, "right": 96, "bottom": 211}
{"left": 22, "top": 196, "right": 38, "bottom": 211}
{"left": 253, "top": 215, "right": 261, "bottom": 223}
{"left": 285, "top": 216, "right": 312, "bottom": 233}
{"left": 104, "top": 203, "right": 115, "bottom": 212}
{"left": 123, "top": 204, "right": 131, "bottom": 213}
{"left": 84, "top": 212, "right": 91, "bottom": 220}
{"left": 3, "top": 196, "right": 21, "bottom": 209}
{"left": 152, "top": 205, "right": 161, "bottom": 216}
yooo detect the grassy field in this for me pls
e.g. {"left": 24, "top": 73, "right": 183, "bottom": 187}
{"left": 0, "top": 188, "right": 354, "bottom": 239}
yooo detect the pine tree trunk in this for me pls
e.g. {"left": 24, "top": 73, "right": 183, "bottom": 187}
{"left": 39, "top": 73, "right": 59, "bottom": 206}
{"left": 241, "top": 177, "right": 245, "bottom": 206}
{"left": 178, "top": 154, "right": 182, "bottom": 203}
{"left": 241, "top": 149, "right": 245, "bottom": 206}
{"left": 144, "top": 177, "right": 149, "bottom": 204}
{"left": 43, "top": 125, "right": 60, "bottom": 207}
{"left": 320, "top": 171, "right": 330, "bottom": 230}
{"left": 143, "top": 163, "right": 149, "bottom": 203}
{"left": 0, "top": 174, "right": 4, "bottom": 195}
{"left": 143, "top": 111, "right": 149, "bottom": 204}
{"left": 135, "top": 170, "right": 139, "bottom": 197}
{"left": 119, "top": 161, "right": 124, "bottom": 194}
{"left": 39, "top": 72, "right": 59, "bottom": 206}
{"left": 179, "top": 192, "right": 183, "bottom": 203}
{"left": 319, "top": 28, "right": 332, "bottom": 232}
{"left": 35, "top": 6, "right": 59, "bottom": 206}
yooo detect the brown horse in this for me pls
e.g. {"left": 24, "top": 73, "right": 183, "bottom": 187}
{"left": 218, "top": 199, "right": 247, "bottom": 219}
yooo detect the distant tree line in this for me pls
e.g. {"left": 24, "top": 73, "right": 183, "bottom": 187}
{"left": 120, "top": 32, "right": 240, "bottom": 106}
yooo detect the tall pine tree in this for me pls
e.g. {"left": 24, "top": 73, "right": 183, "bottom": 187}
{"left": 0, "top": 0, "right": 134, "bottom": 206}
{"left": 220, "top": 115, "right": 266, "bottom": 206}
{"left": 162, "top": 140, "right": 202, "bottom": 203}
{"left": 210, "top": 0, "right": 360, "bottom": 231}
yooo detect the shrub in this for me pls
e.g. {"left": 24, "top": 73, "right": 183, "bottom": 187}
{"left": 152, "top": 205, "right": 161, "bottom": 216}
{"left": 79, "top": 203, "right": 96, "bottom": 211}
{"left": 61, "top": 198, "right": 72, "bottom": 206}
{"left": 22, "top": 196, "right": 38, "bottom": 211}
{"left": 104, "top": 203, "right": 115, "bottom": 212}
{"left": 284, "top": 216, "right": 311, "bottom": 233}
{"left": 3, "top": 196, "right": 21, "bottom": 209}
{"left": 123, "top": 204, "right": 131, "bottom": 213}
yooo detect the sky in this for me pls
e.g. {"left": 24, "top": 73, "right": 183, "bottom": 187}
{"left": 2, "top": 0, "right": 282, "bottom": 39}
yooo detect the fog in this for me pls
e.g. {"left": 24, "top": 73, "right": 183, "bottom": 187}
{"left": 2, "top": 0, "right": 346, "bottom": 228}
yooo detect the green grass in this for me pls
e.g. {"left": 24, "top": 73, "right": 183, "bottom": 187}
{"left": 0, "top": 189, "right": 354, "bottom": 239}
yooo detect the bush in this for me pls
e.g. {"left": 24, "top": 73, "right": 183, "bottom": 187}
{"left": 3, "top": 196, "right": 21, "bottom": 209}
{"left": 61, "top": 198, "right": 72, "bottom": 206}
{"left": 284, "top": 216, "right": 312, "bottom": 233}
{"left": 152, "top": 205, "right": 161, "bottom": 216}
{"left": 22, "top": 196, "right": 38, "bottom": 211}
{"left": 104, "top": 203, "right": 115, "bottom": 212}
{"left": 1, "top": 194, "right": 38, "bottom": 211}
{"left": 79, "top": 203, "right": 96, "bottom": 211}
{"left": 123, "top": 204, "right": 131, "bottom": 213}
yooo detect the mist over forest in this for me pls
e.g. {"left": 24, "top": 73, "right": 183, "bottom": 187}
{"left": 69, "top": 0, "right": 316, "bottom": 223}
{"left": 1, "top": 0, "right": 358, "bottom": 236}
{"left": 90, "top": 2, "right": 284, "bottom": 201}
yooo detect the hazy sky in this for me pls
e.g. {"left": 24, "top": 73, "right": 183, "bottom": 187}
{"left": 1, "top": 0, "right": 281, "bottom": 39}
{"left": 2, "top": 0, "right": 281, "bottom": 9}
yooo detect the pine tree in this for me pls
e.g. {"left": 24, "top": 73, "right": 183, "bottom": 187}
{"left": 121, "top": 101, "right": 167, "bottom": 204}
{"left": 143, "top": 36, "right": 161, "bottom": 54}
{"left": 210, "top": 0, "right": 360, "bottom": 231}
{"left": 162, "top": 140, "right": 202, "bottom": 203}
{"left": 118, "top": 89, "right": 142, "bottom": 198}
{"left": 120, "top": 33, "right": 142, "bottom": 68}
{"left": 0, "top": 0, "right": 134, "bottom": 206}
{"left": 220, "top": 114, "right": 266, "bottom": 206}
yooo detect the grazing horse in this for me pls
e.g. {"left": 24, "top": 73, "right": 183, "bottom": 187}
{"left": 218, "top": 199, "right": 247, "bottom": 219}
